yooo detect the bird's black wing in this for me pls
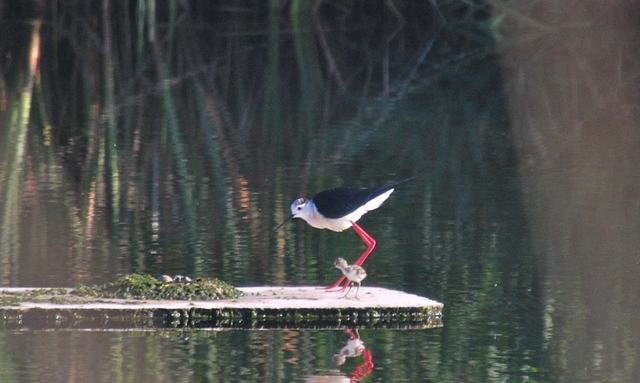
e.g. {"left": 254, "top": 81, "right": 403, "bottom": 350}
{"left": 312, "top": 186, "right": 394, "bottom": 219}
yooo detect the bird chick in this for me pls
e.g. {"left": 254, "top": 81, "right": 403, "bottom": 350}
{"left": 334, "top": 257, "right": 367, "bottom": 299}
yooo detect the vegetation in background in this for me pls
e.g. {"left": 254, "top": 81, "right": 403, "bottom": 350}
{"left": 0, "top": 0, "right": 509, "bottom": 284}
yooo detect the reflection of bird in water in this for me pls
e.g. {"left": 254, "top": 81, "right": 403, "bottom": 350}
{"left": 333, "top": 336, "right": 365, "bottom": 366}
{"left": 336, "top": 329, "right": 374, "bottom": 382}
{"left": 304, "top": 329, "right": 374, "bottom": 383}
{"left": 334, "top": 258, "right": 367, "bottom": 299}
{"left": 303, "top": 375, "right": 350, "bottom": 383}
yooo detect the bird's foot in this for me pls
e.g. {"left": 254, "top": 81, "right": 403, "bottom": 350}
{"left": 315, "top": 282, "right": 341, "bottom": 291}
{"left": 322, "top": 276, "right": 348, "bottom": 292}
{"left": 316, "top": 284, "right": 339, "bottom": 291}
{"left": 324, "top": 283, "right": 348, "bottom": 292}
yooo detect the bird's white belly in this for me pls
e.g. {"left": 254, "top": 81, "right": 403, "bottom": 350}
{"left": 344, "top": 268, "right": 366, "bottom": 282}
{"left": 307, "top": 214, "right": 353, "bottom": 232}
{"left": 338, "top": 338, "right": 365, "bottom": 357}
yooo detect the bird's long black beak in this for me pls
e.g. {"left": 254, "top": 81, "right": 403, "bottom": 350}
{"left": 273, "top": 215, "right": 294, "bottom": 232}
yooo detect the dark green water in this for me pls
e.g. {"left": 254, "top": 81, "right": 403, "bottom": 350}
{"left": 1, "top": 2, "right": 639, "bottom": 382}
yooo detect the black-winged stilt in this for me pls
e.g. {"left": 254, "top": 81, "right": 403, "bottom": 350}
{"left": 334, "top": 257, "right": 367, "bottom": 298}
{"left": 275, "top": 177, "right": 414, "bottom": 290}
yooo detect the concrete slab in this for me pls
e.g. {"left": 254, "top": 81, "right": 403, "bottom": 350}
{"left": 0, "top": 286, "right": 443, "bottom": 330}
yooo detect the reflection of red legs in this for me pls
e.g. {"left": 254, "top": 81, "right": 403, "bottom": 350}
{"left": 350, "top": 349, "right": 374, "bottom": 383}
{"left": 340, "top": 328, "right": 374, "bottom": 382}
{"left": 344, "top": 328, "right": 358, "bottom": 339}
{"left": 326, "top": 222, "right": 377, "bottom": 291}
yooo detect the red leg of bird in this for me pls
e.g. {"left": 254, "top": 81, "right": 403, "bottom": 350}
{"left": 326, "top": 222, "right": 377, "bottom": 291}
{"left": 326, "top": 275, "right": 348, "bottom": 291}
{"left": 351, "top": 222, "right": 377, "bottom": 266}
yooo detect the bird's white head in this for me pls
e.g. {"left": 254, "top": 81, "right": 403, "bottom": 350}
{"left": 274, "top": 197, "right": 314, "bottom": 232}
{"left": 290, "top": 197, "right": 313, "bottom": 220}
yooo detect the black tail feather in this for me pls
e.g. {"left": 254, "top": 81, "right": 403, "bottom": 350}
{"left": 387, "top": 176, "right": 416, "bottom": 189}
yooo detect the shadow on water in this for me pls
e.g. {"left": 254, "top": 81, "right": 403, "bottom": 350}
{"left": 0, "top": 1, "right": 639, "bottom": 382}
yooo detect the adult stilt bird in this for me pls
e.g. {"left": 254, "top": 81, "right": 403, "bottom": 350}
{"left": 275, "top": 177, "right": 414, "bottom": 290}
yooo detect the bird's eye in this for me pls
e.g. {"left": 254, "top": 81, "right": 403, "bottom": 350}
{"left": 297, "top": 206, "right": 302, "bottom": 210}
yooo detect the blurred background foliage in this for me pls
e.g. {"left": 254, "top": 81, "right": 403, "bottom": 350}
{"left": 0, "top": 0, "right": 511, "bottom": 285}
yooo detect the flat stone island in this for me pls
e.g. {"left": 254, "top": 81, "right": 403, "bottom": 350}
{"left": 0, "top": 286, "right": 443, "bottom": 330}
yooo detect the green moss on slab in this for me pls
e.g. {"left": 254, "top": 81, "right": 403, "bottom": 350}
{"left": 72, "top": 273, "right": 241, "bottom": 300}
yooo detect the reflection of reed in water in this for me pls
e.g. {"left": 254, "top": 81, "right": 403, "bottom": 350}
{"left": 500, "top": 1, "right": 640, "bottom": 380}
{"left": 0, "top": 20, "right": 42, "bottom": 285}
